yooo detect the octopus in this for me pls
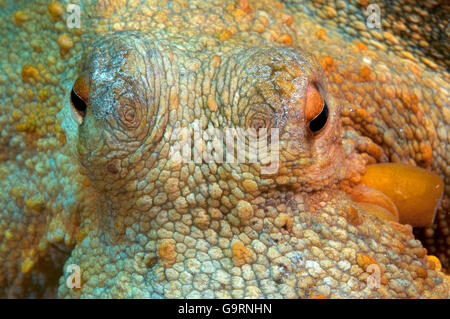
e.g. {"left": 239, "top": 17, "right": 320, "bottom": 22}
{"left": 0, "top": 0, "right": 448, "bottom": 298}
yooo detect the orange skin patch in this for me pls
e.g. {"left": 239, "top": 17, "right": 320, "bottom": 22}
{"left": 359, "top": 65, "right": 371, "bottom": 81}
{"left": 57, "top": 34, "right": 74, "bottom": 56}
{"left": 158, "top": 241, "right": 177, "bottom": 266}
{"left": 21, "top": 65, "right": 39, "bottom": 83}
{"left": 309, "top": 292, "right": 326, "bottom": 299}
{"left": 356, "top": 253, "right": 387, "bottom": 284}
{"left": 277, "top": 33, "right": 293, "bottom": 46}
{"left": 232, "top": 241, "right": 252, "bottom": 266}
{"left": 357, "top": 253, "right": 378, "bottom": 270}
{"left": 354, "top": 42, "right": 368, "bottom": 51}
{"left": 282, "top": 14, "right": 293, "bottom": 26}
{"left": 217, "top": 29, "right": 232, "bottom": 41}
{"left": 238, "top": 0, "right": 252, "bottom": 14}
{"left": 426, "top": 255, "right": 442, "bottom": 272}
{"left": 315, "top": 28, "right": 327, "bottom": 41}
{"left": 320, "top": 56, "right": 334, "bottom": 71}
{"left": 346, "top": 205, "right": 363, "bottom": 226}
{"left": 48, "top": 2, "right": 64, "bottom": 18}
{"left": 13, "top": 10, "right": 29, "bottom": 26}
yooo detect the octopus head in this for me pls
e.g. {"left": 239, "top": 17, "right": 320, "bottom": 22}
{"left": 69, "top": 32, "right": 349, "bottom": 200}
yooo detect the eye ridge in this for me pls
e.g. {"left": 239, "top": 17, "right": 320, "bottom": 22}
{"left": 309, "top": 100, "right": 328, "bottom": 134}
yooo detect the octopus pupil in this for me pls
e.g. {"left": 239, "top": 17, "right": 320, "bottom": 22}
{"left": 309, "top": 100, "right": 328, "bottom": 133}
{"left": 70, "top": 88, "right": 87, "bottom": 113}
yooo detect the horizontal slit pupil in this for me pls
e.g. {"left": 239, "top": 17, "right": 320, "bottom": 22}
{"left": 71, "top": 88, "right": 87, "bottom": 113}
{"left": 309, "top": 101, "right": 328, "bottom": 133}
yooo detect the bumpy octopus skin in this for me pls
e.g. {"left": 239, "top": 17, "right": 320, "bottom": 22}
{"left": 0, "top": 0, "right": 448, "bottom": 298}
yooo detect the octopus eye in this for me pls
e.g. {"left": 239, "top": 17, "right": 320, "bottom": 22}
{"left": 70, "top": 73, "right": 89, "bottom": 125}
{"left": 309, "top": 100, "right": 328, "bottom": 133}
{"left": 305, "top": 82, "right": 328, "bottom": 135}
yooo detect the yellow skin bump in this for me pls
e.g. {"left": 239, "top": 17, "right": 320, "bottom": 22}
{"left": 0, "top": 0, "right": 449, "bottom": 298}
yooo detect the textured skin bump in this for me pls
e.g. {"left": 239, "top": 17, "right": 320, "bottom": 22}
{"left": 0, "top": 0, "right": 448, "bottom": 298}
